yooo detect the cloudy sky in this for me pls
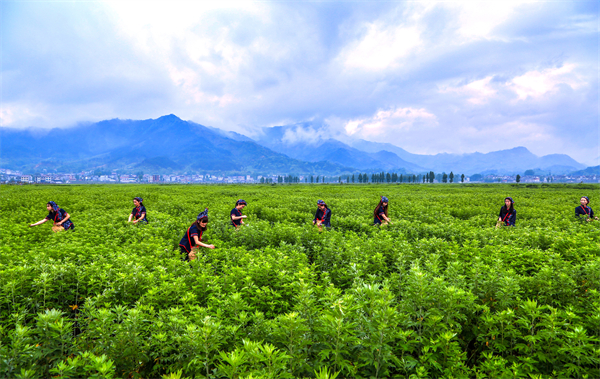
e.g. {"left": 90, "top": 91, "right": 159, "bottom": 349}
{"left": 2, "top": 1, "right": 598, "bottom": 164}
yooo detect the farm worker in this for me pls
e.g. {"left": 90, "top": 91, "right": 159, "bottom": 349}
{"left": 231, "top": 199, "right": 247, "bottom": 228}
{"left": 179, "top": 208, "right": 215, "bottom": 261}
{"left": 498, "top": 197, "right": 516, "bottom": 226}
{"left": 313, "top": 199, "right": 332, "bottom": 229}
{"left": 374, "top": 196, "right": 392, "bottom": 226}
{"left": 128, "top": 197, "right": 148, "bottom": 224}
{"left": 575, "top": 196, "right": 597, "bottom": 222}
{"left": 29, "top": 201, "right": 74, "bottom": 232}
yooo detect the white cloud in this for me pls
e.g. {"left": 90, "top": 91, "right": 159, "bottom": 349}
{"left": 341, "top": 24, "right": 422, "bottom": 71}
{"left": 344, "top": 107, "right": 437, "bottom": 137}
{"left": 450, "top": 1, "right": 530, "bottom": 42}
{"left": 508, "top": 64, "right": 586, "bottom": 100}
{"left": 440, "top": 76, "right": 497, "bottom": 105}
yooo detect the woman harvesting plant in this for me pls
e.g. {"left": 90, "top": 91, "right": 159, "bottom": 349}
{"left": 179, "top": 208, "right": 215, "bottom": 261}
{"left": 128, "top": 197, "right": 148, "bottom": 224}
{"left": 575, "top": 196, "right": 597, "bottom": 222}
{"left": 373, "top": 196, "right": 391, "bottom": 226}
{"left": 29, "top": 201, "right": 74, "bottom": 232}
{"left": 498, "top": 197, "right": 516, "bottom": 226}
{"left": 313, "top": 199, "right": 332, "bottom": 229}
{"left": 231, "top": 199, "right": 248, "bottom": 229}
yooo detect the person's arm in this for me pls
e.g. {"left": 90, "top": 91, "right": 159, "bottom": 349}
{"left": 30, "top": 218, "right": 49, "bottom": 227}
{"left": 56, "top": 212, "right": 71, "bottom": 226}
{"left": 128, "top": 213, "right": 133, "bottom": 222}
{"left": 509, "top": 211, "right": 516, "bottom": 226}
{"left": 231, "top": 214, "right": 247, "bottom": 221}
{"left": 193, "top": 235, "right": 215, "bottom": 249}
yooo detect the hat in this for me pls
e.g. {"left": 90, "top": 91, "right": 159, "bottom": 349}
{"left": 197, "top": 208, "right": 209, "bottom": 221}
{"left": 317, "top": 199, "right": 325, "bottom": 205}
{"left": 47, "top": 201, "right": 60, "bottom": 212}
{"left": 381, "top": 196, "right": 389, "bottom": 203}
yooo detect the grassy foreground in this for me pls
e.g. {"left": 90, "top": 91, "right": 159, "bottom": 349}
{"left": 1, "top": 183, "right": 599, "bottom": 378}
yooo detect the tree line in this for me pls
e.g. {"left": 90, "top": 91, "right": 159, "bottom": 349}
{"left": 261, "top": 171, "right": 468, "bottom": 184}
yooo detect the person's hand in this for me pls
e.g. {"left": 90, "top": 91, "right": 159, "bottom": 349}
{"left": 207, "top": 244, "right": 215, "bottom": 249}
{"left": 189, "top": 250, "right": 197, "bottom": 260}
{"left": 586, "top": 218, "right": 591, "bottom": 222}
{"left": 29, "top": 224, "right": 34, "bottom": 227}
{"left": 242, "top": 215, "right": 248, "bottom": 219}
{"left": 133, "top": 220, "right": 138, "bottom": 224}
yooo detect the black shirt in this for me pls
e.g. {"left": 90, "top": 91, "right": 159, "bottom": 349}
{"left": 231, "top": 208, "right": 243, "bottom": 226}
{"left": 575, "top": 205, "right": 594, "bottom": 219}
{"left": 46, "top": 208, "right": 74, "bottom": 230}
{"left": 179, "top": 224, "right": 203, "bottom": 252}
{"left": 499, "top": 206, "right": 516, "bottom": 226}
{"left": 314, "top": 207, "right": 332, "bottom": 227}
{"left": 374, "top": 206, "right": 386, "bottom": 225}
{"left": 131, "top": 205, "right": 148, "bottom": 222}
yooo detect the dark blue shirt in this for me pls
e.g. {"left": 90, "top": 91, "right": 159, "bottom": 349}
{"left": 179, "top": 224, "right": 202, "bottom": 252}
{"left": 575, "top": 205, "right": 594, "bottom": 219}
{"left": 231, "top": 208, "right": 242, "bottom": 226}
{"left": 131, "top": 205, "right": 148, "bottom": 222}
{"left": 499, "top": 206, "right": 516, "bottom": 226}
{"left": 314, "top": 207, "right": 332, "bottom": 227}
{"left": 374, "top": 206, "right": 386, "bottom": 225}
{"left": 46, "top": 208, "right": 74, "bottom": 230}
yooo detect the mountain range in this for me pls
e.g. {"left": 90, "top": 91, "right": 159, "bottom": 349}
{"left": 0, "top": 115, "right": 589, "bottom": 175}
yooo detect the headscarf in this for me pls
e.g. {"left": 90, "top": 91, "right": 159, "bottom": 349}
{"left": 236, "top": 199, "right": 247, "bottom": 206}
{"left": 47, "top": 201, "right": 60, "bottom": 213}
{"left": 505, "top": 197, "right": 514, "bottom": 204}
{"left": 134, "top": 197, "right": 143, "bottom": 205}
{"left": 197, "top": 208, "right": 209, "bottom": 221}
{"left": 381, "top": 196, "right": 389, "bottom": 203}
{"left": 581, "top": 196, "right": 590, "bottom": 205}
{"left": 317, "top": 199, "right": 325, "bottom": 205}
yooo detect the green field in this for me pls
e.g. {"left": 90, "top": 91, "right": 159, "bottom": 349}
{"left": 1, "top": 183, "right": 599, "bottom": 379}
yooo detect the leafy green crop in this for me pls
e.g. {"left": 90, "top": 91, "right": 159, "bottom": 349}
{"left": 0, "top": 183, "right": 598, "bottom": 378}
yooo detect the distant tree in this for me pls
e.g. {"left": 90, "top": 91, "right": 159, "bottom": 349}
{"left": 399, "top": 174, "right": 403, "bottom": 183}
{"left": 449, "top": 172, "right": 454, "bottom": 183}
{"left": 516, "top": 174, "right": 521, "bottom": 183}
{"left": 524, "top": 169, "right": 535, "bottom": 176}
{"left": 430, "top": 171, "right": 435, "bottom": 183}
{"left": 386, "top": 173, "right": 391, "bottom": 183}
{"left": 310, "top": 175, "right": 314, "bottom": 183}
{"left": 351, "top": 174, "right": 355, "bottom": 183}
{"left": 461, "top": 174, "right": 465, "bottom": 183}
{"left": 339, "top": 176, "right": 342, "bottom": 183}
{"left": 471, "top": 174, "right": 483, "bottom": 182}
{"left": 260, "top": 177, "right": 265, "bottom": 183}
{"left": 442, "top": 173, "right": 448, "bottom": 183}
{"left": 413, "top": 174, "right": 416, "bottom": 182}
{"left": 316, "top": 176, "right": 320, "bottom": 183}
{"left": 278, "top": 175, "right": 282, "bottom": 183}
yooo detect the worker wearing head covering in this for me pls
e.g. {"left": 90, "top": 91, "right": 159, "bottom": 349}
{"left": 179, "top": 208, "right": 215, "bottom": 261}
